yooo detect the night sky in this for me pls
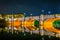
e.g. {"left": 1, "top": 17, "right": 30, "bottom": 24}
{"left": 0, "top": 0, "right": 60, "bottom": 16}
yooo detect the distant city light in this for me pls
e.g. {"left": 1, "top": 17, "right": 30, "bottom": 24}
{"left": 30, "top": 13, "right": 32, "bottom": 16}
{"left": 48, "top": 11, "right": 51, "bottom": 14}
{"left": 41, "top": 10, "right": 44, "bottom": 12}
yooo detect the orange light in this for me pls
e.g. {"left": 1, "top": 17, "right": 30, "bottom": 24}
{"left": 23, "top": 18, "right": 35, "bottom": 30}
{"left": 43, "top": 18, "right": 60, "bottom": 33}
{"left": 9, "top": 20, "right": 22, "bottom": 29}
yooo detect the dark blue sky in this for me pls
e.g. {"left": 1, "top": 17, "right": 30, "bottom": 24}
{"left": 0, "top": 0, "right": 60, "bottom": 16}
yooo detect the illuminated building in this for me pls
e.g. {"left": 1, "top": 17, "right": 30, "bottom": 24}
{"left": 0, "top": 14, "right": 60, "bottom": 38}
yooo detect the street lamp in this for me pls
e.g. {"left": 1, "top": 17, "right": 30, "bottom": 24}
{"left": 23, "top": 13, "right": 26, "bottom": 36}
{"left": 30, "top": 13, "right": 33, "bottom": 35}
{"left": 41, "top": 10, "right": 45, "bottom": 40}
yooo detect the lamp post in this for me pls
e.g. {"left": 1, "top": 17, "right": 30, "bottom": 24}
{"left": 41, "top": 10, "right": 44, "bottom": 36}
{"left": 11, "top": 13, "right": 14, "bottom": 34}
{"left": 6, "top": 14, "right": 10, "bottom": 33}
{"left": 30, "top": 13, "right": 33, "bottom": 35}
{"left": 48, "top": 11, "right": 53, "bottom": 38}
{"left": 23, "top": 13, "right": 26, "bottom": 36}
{"left": 41, "top": 10, "right": 44, "bottom": 40}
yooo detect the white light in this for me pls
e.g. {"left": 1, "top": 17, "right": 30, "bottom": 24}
{"left": 30, "top": 14, "right": 32, "bottom": 15}
{"left": 48, "top": 11, "right": 51, "bottom": 14}
{"left": 41, "top": 10, "right": 44, "bottom": 12}
{"left": 24, "top": 33, "right": 26, "bottom": 36}
{"left": 24, "top": 13, "right": 26, "bottom": 15}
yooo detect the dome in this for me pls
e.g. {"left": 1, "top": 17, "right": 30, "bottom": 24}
{"left": 53, "top": 20, "right": 60, "bottom": 30}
